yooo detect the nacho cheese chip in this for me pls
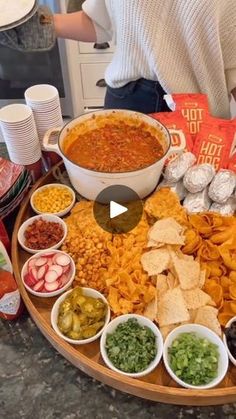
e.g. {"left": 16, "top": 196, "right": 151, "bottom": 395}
{"left": 141, "top": 249, "right": 170, "bottom": 275}
{"left": 144, "top": 188, "right": 188, "bottom": 225}
{"left": 157, "top": 287, "right": 190, "bottom": 326}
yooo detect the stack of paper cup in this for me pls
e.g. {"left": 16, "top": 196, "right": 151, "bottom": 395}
{"left": 25, "top": 84, "right": 63, "bottom": 167}
{"left": 24, "top": 84, "right": 63, "bottom": 142}
{"left": 0, "top": 104, "right": 42, "bottom": 181}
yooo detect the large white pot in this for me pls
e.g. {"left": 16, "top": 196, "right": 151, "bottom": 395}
{"left": 43, "top": 109, "right": 186, "bottom": 200}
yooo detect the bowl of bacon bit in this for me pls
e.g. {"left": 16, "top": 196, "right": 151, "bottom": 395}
{"left": 21, "top": 249, "right": 75, "bottom": 297}
{"left": 17, "top": 214, "right": 67, "bottom": 254}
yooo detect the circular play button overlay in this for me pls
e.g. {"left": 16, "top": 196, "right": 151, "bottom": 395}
{"left": 93, "top": 185, "right": 143, "bottom": 234}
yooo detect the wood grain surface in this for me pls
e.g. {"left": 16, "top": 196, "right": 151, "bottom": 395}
{"left": 11, "top": 164, "right": 236, "bottom": 406}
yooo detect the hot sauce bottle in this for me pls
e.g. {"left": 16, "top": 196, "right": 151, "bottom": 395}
{"left": 0, "top": 241, "right": 23, "bottom": 320}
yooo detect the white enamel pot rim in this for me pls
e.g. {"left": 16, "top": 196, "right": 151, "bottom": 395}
{"left": 43, "top": 109, "right": 185, "bottom": 179}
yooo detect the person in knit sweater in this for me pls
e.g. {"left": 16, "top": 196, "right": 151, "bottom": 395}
{"left": 54, "top": 0, "right": 236, "bottom": 118}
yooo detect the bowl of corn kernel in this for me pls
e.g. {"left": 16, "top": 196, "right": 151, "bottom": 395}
{"left": 30, "top": 183, "right": 76, "bottom": 217}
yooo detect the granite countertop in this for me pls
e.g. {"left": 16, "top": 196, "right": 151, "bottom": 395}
{"left": 1, "top": 312, "right": 236, "bottom": 419}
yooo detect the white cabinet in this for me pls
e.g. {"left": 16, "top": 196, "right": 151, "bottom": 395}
{"left": 77, "top": 41, "right": 114, "bottom": 110}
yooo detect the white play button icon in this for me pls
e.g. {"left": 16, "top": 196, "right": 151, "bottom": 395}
{"left": 110, "top": 201, "right": 128, "bottom": 219}
{"left": 93, "top": 185, "right": 143, "bottom": 234}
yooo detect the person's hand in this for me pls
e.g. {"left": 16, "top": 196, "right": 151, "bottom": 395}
{"left": 0, "top": 6, "right": 55, "bottom": 52}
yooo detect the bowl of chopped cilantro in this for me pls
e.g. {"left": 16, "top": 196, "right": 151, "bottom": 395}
{"left": 163, "top": 324, "right": 229, "bottom": 389}
{"left": 100, "top": 314, "right": 163, "bottom": 377}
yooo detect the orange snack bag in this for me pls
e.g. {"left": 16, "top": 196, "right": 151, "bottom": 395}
{"left": 228, "top": 153, "right": 236, "bottom": 173}
{"left": 164, "top": 94, "right": 209, "bottom": 140}
{"left": 192, "top": 119, "right": 236, "bottom": 171}
{"left": 150, "top": 111, "right": 193, "bottom": 164}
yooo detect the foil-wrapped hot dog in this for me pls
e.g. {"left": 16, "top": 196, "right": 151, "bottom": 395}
{"left": 163, "top": 152, "right": 196, "bottom": 182}
{"left": 210, "top": 197, "right": 236, "bottom": 216}
{"left": 183, "top": 188, "right": 211, "bottom": 213}
{"left": 183, "top": 164, "right": 215, "bottom": 193}
{"left": 156, "top": 179, "right": 187, "bottom": 201}
{"left": 208, "top": 170, "right": 236, "bottom": 203}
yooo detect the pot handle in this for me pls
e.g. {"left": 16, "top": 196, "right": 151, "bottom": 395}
{"left": 166, "top": 129, "right": 186, "bottom": 156}
{"left": 42, "top": 127, "right": 62, "bottom": 155}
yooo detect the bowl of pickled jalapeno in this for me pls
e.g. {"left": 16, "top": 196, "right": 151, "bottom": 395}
{"left": 51, "top": 286, "right": 110, "bottom": 345}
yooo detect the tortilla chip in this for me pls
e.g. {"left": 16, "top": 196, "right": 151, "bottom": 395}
{"left": 141, "top": 249, "right": 170, "bottom": 276}
{"left": 167, "top": 271, "right": 178, "bottom": 289}
{"left": 188, "top": 309, "right": 198, "bottom": 322}
{"left": 155, "top": 274, "right": 169, "bottom": 299}
{"left": 160, "top": 324, "right": 177, "bottom": 340}
{"left": 182, "top": 288, "right": 214, "bottom": 310}
{"left": 199, "top": 270, "right": 206, "bottom": 289}
{"left": 148, "top": 218, "right": 185, "bottom": 246}
{"left": 194, "top": 306, "right": 221, "bottom": 336}
{"left": 143, "top": 296, "right": 157, "bottom": 321}
{"left": 156, "top": 287, "right": 190, "bottom": 326}
{"left": 147, "top": 239, "right": 164, "bottom": 248}
{"left": 172, "top": 256, "right": 200, "bottom": 290}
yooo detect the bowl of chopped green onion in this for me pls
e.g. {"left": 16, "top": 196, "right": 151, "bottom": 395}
{"left": 163, "top": 324, "right": 229, "bottom": 389}
{"left": 100, "top": 314, "right": 163, "bottom": 378}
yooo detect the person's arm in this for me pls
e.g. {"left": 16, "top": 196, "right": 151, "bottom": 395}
{"left": 53, "top": 11, "right": 96, "bottom": 42}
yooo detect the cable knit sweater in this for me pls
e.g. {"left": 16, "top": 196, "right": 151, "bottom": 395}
{"left": 82, "top": 0, "right": 236, "bottom": 118}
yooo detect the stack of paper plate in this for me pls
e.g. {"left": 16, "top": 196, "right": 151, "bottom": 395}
{"left": 0, "top": 0, "right": 38, "bottom": 31}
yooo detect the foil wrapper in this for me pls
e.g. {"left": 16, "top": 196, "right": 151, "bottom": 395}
{"left": 183, "top": 188, "right": 211, "bottom": 213}
{"left": 208, "top": 170, "right": 236, "bottom": 203}
{"left": 210, "top": 197, "right": 236, "bottom": 216}
{"left": 183, "top": 164, "right": 215, "bottom": 193}
{"left": 163, "top": 152, "right": 196, "bottom": 182}
{"left": 156, "top": 179, "right": 188, "bottom": 201}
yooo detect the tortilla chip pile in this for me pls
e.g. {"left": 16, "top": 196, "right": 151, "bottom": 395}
{"left": 141, "top": 217, "right": 221, "bottom": 338}
{"left": 182, "top": 212, "right": 236, "bottom": 326}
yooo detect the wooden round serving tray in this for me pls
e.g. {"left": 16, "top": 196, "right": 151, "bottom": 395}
{"left": 12, "top": 164, "right": 236, "bottom": 406}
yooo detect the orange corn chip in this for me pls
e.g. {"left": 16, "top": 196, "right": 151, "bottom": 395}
{"left": 229, "top": 284, "right": 236, "bottom": 300}
{"left": 218, "top": 312, "right": 234, "bottom": 327}
{"left": 189, "top": 214, "right": 213, "bottom": 237}
{"left": 220, "top": 276, "right": 233, "bottom": 289}
{"left": 229, "top": 271, "right": 236, "bottom": 282}
{"left": 197, "top": 240, "right": 220, "bottom": 261}
{"left": 207, "top": 261, "right": 223, "bottom": 278}
{"left": 221, "top": 301, "right": 235, "bottom": 315}
{"left": 182, "top": 229, "right": 202, "bottom": 254}
{"left": 230, "top": 301, "right": 236, "bottom": 314}
{"left": 219, "top": 245, "right": 236, "bottom": 271}
{"left": 210, "top": 228, "right": 234, "bottom": 245}
{"left": 204, "top": 282, "right": 223, "bottom": 307}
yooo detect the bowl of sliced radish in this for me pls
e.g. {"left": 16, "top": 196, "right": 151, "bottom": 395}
{"left": 21, "top": 250, "right": 76, "bottom": 297}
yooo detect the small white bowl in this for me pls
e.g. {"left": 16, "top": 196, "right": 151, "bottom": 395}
{"left": 223, "top": 316, "right": 236, "bottom": 366}
{"left": 163, "top": 323, "right": 229, "bottom": 389}
{"left": 100, "top": 314, "right": 163, "bottom": 378}
{"left": 17, "top": 213, "right": 67, "bottom": 254}
{"left": 30, "top": 183, "right": 76, "bottom": 217}
{"left": 21, "top": 249, "right": 75, "bottom": 298}
{"left": 51, "top": 287, "right": 110, "bottom": 345}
